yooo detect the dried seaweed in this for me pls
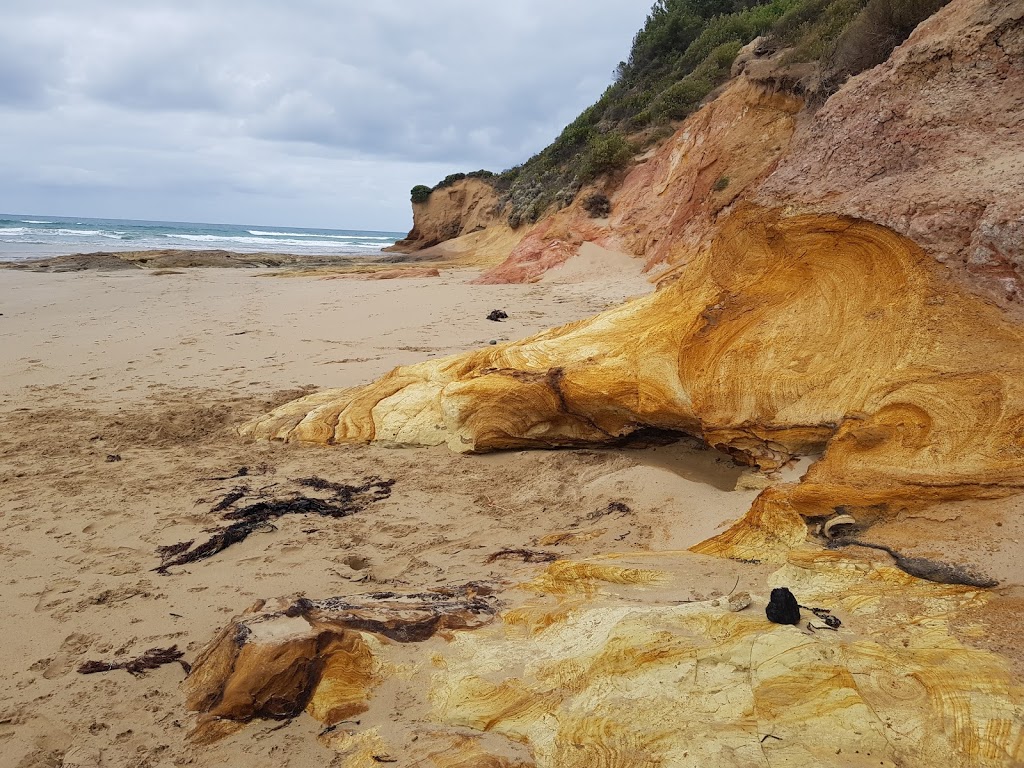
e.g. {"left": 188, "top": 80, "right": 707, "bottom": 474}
{"left": 584, "top": 501, "right": 632, "bottom": 523}
{"left": 485, "top": 548, "right": 559, "bottom": 564}
{"left": 210, "top": 486, "right": 248, "bottom": 513}
{"left": 78, "top": 646, "right": 185, "bottom": 677}
{"left": 155, "top": 476, "right": 394, "bottom": 574}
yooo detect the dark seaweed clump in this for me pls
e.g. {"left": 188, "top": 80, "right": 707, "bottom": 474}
{"left": 154, "top": 476, "right": 394, "bottom": 574}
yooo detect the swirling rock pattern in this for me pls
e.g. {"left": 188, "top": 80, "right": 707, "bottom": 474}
{"left": 186, "top": 550, "right": 1024, "bottom": 766}
{"left": 243, "top": 208, "right": 1024, "bottom": 515}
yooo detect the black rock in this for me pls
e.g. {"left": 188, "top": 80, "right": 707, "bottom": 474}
{"left": 765, "top": 587, "right": 800, "bottom": 625}
{"left": 486, "top": 310, "right": 508, "bottom": 322}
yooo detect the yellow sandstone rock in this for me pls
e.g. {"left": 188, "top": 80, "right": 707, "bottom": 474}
{"left": 223, "top": 206, "right": 1024, "bottom": 765}
{"left": 186, "top": 551, "right": 1024, "bottom": 766}
{"left": 243, "top": 207, "right": 1024, "bottom": 514}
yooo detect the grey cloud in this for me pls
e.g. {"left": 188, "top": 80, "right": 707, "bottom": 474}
{"left": 0, "top": 1, "right": 653, "bottom": 228}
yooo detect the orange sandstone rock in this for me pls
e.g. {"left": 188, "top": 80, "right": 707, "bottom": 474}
{"left": 755, "top": 0, "right": 1024, "bottom": 309}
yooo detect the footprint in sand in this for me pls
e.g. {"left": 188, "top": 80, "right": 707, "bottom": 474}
{"left": 40, "top": 632, "right": 96, "bottom": 679}
{"left": 34, "top": 579, "right": 81, "bottom": 615}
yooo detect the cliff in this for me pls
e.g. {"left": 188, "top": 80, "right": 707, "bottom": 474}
{"left": 409, "top": 0, "right": 1024, "bottom": 310}
{"left": 755, "top": 0, "right": 1024, "bottom": 307}
{"left": 385, "top": 177, "right": 502, "bottom": 254}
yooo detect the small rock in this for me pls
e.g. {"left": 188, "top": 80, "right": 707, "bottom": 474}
{"left": 486, "top": 310, "right": 508, "bottom": 322}
{"left": 734, "top": 470, "right": 774, "bottom": 491}
{"left": 765, "top": 587, "right": 800, "bottom": 625}
{"left": 712, "top": 591, "right": 751, "bottom": 612}
{"left": 489, "top": 340, "right": 497, "bottom": 345}
{"left": 105, "top": 454, "right": 122, "bottom": 462}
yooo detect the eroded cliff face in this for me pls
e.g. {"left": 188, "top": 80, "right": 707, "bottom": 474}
{"left": 474, "top": 78, "right": 803, "bottom": 284}
{"left": 386, "top": 178, "right": 501, "bottom": 253}
{"left": 755, "top": 0, "right": 1024, "bottom": 308}
{"left": 453, "top": 0, "right": 1024, "bottom": 308}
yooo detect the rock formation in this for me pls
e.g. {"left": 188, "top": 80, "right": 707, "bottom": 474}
{"left": 409, "top": 0, "right": 1024, "bottom": 315}
{"left": 184, "top": 586, "right": 499, "bottom": 743}
{"left": 386, "top": 178, "right": 503, "bottom": 253}
{"left": 244, "top": 205, "right": 1024, "bottom": 501}
{"left": 187, "top": 549, "right": 1024, "bottom": 766}
{"left": 755, "top": 0, "right": 1024, "bottom": 309}
{"left": 475, "top": 78, "right": 803, "bottom": 284}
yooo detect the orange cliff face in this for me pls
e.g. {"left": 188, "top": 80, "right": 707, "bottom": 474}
{"left": 474, "top": 77, "right": 803, "bottom": 285}
{"left": 610, "top": 78, "right": 802, "bottom": 273}
{"left": 449, "top": 0, "right": 1024, "bottom": 311}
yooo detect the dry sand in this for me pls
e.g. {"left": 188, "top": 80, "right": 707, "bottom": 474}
{"left": 2, "top": 258, "right": 1021, "bottom": 767}
{"left": 0, "top": 262, "right": 774, "bottom": 767}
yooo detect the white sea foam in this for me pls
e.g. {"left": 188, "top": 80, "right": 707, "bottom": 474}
{"left": 1, "top": 226, "right": 122, "bottom": 240}
{"left": 246, "top": 230, "right": 392, "bottom": 240}
{"left": 20, "top": 219, "right": 53, "bottom": 224}
{"left": 165, "top": 233, "right": 385, "bottom": 249}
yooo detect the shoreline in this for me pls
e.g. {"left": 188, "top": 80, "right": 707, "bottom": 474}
{"left": 0, "top": 247, "right": 432, "bottom": 274}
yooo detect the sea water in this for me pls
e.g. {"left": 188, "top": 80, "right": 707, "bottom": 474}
{"left": 0, "top": 214, "right": 406, "bottom": 261}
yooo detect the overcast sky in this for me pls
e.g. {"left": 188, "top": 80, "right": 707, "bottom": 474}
{"left": 0, "top": 1, "right": 652, "bottom": 231}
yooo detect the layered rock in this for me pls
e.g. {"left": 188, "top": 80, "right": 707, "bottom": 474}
{"left": 755, "top": 0, "right": 1024, "bottom": 309}
{"left": 243, "top": 207, "right": 1024, "bottom": 517}
{"left": 187, "top": 549, "right": 1024, "bottom": 765}
{"left": 184, "top": 587, "right": 499, "bottom": 743}
{"left": 448, "top": 0, "right": 1024, "bottom": 310}
{"left": 474, "top": 78, "right": 803, "bottom": 284}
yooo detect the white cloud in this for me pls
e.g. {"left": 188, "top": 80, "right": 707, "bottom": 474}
{"left": 0, "top": 0, "right": 652, "bottom": 229}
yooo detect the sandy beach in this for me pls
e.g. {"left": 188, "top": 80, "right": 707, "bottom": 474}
{"left": 4, "top": 249, "right": 1024, "bottom": 767}
{"left": 0, "top": 261, "right": 787, "bottom": 766}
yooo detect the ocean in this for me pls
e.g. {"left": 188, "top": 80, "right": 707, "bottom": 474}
{"left": 0, "top": 214, "right": 406, "bottom": 262}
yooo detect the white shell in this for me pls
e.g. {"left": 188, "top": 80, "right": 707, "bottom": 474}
{"left": 824, "top": 514, "right": 857, "bottom": 538}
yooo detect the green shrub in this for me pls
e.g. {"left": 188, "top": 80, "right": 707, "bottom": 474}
{"left": 583, "top": 192, "right": 612, "bottom": 218}
{"left": 823, "top": 0, "right": 950, "bottom": 90}
{"left": 434, "top": 173, "right": 467, "bottom": 190}
{"left": 581, "top": 132, "right": 636, "bottom": 181}
{"left": 713, "top": 175, "right": 730, "bottom": 191}
{"left": 410, "top": 185, "right": 432, "bottom": 204}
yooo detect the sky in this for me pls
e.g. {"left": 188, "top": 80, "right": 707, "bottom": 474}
{"left": 0, "top": 1, "right": 653, "bottom": 232}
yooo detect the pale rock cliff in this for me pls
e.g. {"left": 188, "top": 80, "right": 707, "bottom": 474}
{"left": 386, "top": 178, "right": 501, "bottom": 253}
